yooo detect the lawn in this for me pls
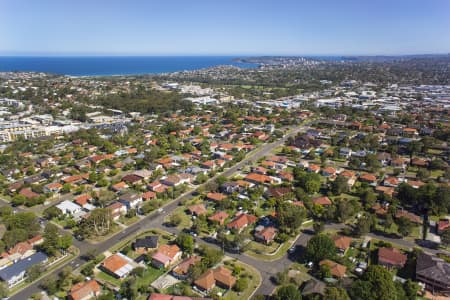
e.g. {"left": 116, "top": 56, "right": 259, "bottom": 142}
{"left": 222, "top": 259, "right": 262, "bottom": 300}
{"left": 111, "top": 228, "right": 175, "bottom": 253}
{"left": 374, "top": 220, "right": 420, "bottom": 240}
{"left": 97, "top": 270, "right": 122, "bottom": 287}
{"left": 165, "top": 206, "right": 193, "bottom": 230}
{"left": 246, "top": 240, "right": 280, "bottom": 254}
{"left": 330, "top": 193, "right": 360, "bottom": 201}
{"left": 287, "top": 263, "right": 313, "bottom": 282}
{"left": 430, "top": 170, "right": 444, "bottom": 179}
{"left": 245, "top": 235, "right": 298, "bottom": 261}
{"left": 135, "top": 267, "right": 166, "bottom": 287}
{"left": 118, "top": 215, "right": 140, "bottom": 225}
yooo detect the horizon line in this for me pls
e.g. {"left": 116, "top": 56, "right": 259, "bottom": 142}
{"left": 0, "top": 52, "right": 449, "bottom": 58}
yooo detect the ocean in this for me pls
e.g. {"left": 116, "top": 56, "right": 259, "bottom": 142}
{"left": 0, "top": 56, "right": 257, "bottom": 76}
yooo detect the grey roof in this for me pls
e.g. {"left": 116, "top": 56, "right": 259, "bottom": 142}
{"left": 119, "top": 193, "right": 141, "bottom": 202}
{"left": 0, "top": 252, "right": 48, "bottom": 281}
{"left": 302, "top": 279, "right": 326, "bottom": 296}
{"left": 133, "top": 235, "right": 158, "bottom": 249}
{"left": 416, "top": 252, "right": 450, "bottom": 285}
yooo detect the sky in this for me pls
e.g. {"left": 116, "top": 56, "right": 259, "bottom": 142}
{"left": 1, "top": 0, "right": 450, "bottom": 56}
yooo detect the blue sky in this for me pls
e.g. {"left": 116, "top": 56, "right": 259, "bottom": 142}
{"left": 1, "top": 0, "right": 449, "bottom": 56}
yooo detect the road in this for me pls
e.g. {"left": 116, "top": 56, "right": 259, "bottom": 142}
{"left": 10, "top": 124, "right": 309, "bottom": 300}
{"left": 9, "top": 120, "right": 450, "bottom": 299}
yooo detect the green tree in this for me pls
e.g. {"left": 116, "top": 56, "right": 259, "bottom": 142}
{"left": 354, "top": 214, "right": 374, "bottom": 237}
{"left": 441, "top": 227, "right": 450, "bottom": 246}
{"left": 313, "top": 221, "right": 324, "bottom": 234}
{"left": 276, "top": 202, "right": 306, "bottom": 234}
{"left": 234, "top": 277, "right": 248, "bottom": 292}
{"left": 0, "top": 282, "right": 8, "bottom": 299}
{"left": 200, "top": 246, "right": 223, "bottom": 268}
{"left": 331, "top": 176, "right": 348, "bottom": 195}
{"left": 274, "top": 284, "right": 302, "bottom": 300}
{"left": 43, "top": 206, "right": 62, "bottom": 220}
{"left": 58, "top": 234, "right": 73, "bottom": 250}
{"left": 403, "top": 279, "right": 420, "bottom": 300}
{"left": 350, "top": 265, "right": 396, "bottom": 300}
{"left": 384, "top": 213, "right": 394, "bottom": 232}
{"left": 26, "top": 263, "right": 43, "bottom": 282}
{"left": 396, "top": 217, "right": 414, "bottom": 237}
{"left": 42, "top": 223, "right": 60, "bottom": 255}
{"left": 324, "top": 287, "right": 350, "bottom": 300}
{"left": 175, "top": 232, "right": 194, "bottom": 255}
{"left": 78, "top": 208, "right": 113, "bottom": 237}
{"left": 61, "top": 183, "right": 71, "bottom": 193}
{"left": 168, "top": 213, "right": 183, "bottom": 226}
{"left": 320, "top": 263, "right": 331, "bottom": 279}
{"left": 305, "top": 179, "right": 321, "bottom": 194}
{"left": 305, "top": 234, "right": 336, "bottom": 263}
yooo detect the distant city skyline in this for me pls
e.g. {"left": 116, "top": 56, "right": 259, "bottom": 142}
{"left": 1, "top": 0, "right": 450, "bottom": 56}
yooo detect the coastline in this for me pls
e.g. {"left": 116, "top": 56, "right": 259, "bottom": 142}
{"left": 0, "top": 56, "right": 258, "bottom": 77}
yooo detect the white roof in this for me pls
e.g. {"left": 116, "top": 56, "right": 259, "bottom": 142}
{"left": 56, "top": 200, "right": 81, "bottom": 214}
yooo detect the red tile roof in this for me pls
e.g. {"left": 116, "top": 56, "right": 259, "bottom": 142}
{"left": 378, "top": 247, "right": 407, "bottom": 268}
{"left": 69, "top": 280, "right": 101, "bottom": 300}
{"left": 227, "top": 213, "right": 257, "bottom": 230}
{"left": 319, "top": 259, "right": 347, "bottom": 278}
{"left": 102, "top": 254, "right": 129, "bottom": 273}
{"left": 313, "top": 196, "right": 332, "bottom": 206}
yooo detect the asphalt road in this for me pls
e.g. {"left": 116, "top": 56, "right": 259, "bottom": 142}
{"left": 9, "top": 121, "right": 449, "bottom": 299}
{"left": 10, "top": 124, "right": 308, "bottom": 300}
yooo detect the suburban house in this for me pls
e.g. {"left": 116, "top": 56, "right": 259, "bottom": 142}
{"left": 172, "top": 255, "right": 201, "bottom": 279}
{"left": 151, "top": 244, "right": 182, "bottom": 269}
{"left": 319, "top": 259, "right": 347, "bottom": 278}
{"left": 322, "top": 167, "right": 337, "bottom": 177}
{"left": 307, "top": 164, "right": 321, "bottom": 173}
{"left": 148, "top": 181, "right": 169, "bottom": 193}
{"left": 74, "top": 194, "right": 95, "bottom": 210}
{"left": 437, "top": 219, "right": 450, "bottom": 235}
{"left": 339, "top": 148, "right": 352, "bottom": 158}
{"left": 395, "top": 210, "right": 422, "bottom": 224}
{"left": 132, "top": 236, "right": 159, "bottom": 254}
{"left": 0, "top": 252, "right": 48, "bottom": 287}
{"left": 312, "top": 196, "right": 332, "bottom": 206}
{"left": 8, "top": 241, "right": 34, "bottom": 259}
{"left": 194, "top": 266, "right": 236, "bottom": 292}
{"left": 244, "top": 173, "right": 273, "bottom": 185}
{"left": 56, "top": 200, "right": 83, "bottom": 216}
{"left": 111, "top": 181, "right": 128, "bottom": 192}
{"left": 340, "top": 170, "right": 356, "bottom": 187}
{"left": 332, "top": 235, "right": 352, "bottom": 254}
{"left": 416, "top": 252, "right": 450, "bottom": 295}
{"left": 149, "top": 293, "right": 210, "bottom": 300}
{"left": 206, "top": 192, "right": 227, "bottom": 202}
{"left": 119, "top": 193, "right": 143, "bottom": 210}
{"left": 359, "top": 173, "right": 377, "bottom": 185}
{"left": 254, "top": 226, "right": 277, "bottom": 244}
{"left": 378, "top": 247, "right": 407, "bottom": 269}
{"left": 302, "top": 279, "right": 326, "bottom": 298}
{"left": 121, "top": 174, "right": 143, "bottom": 185}
{"left": 107, "top": 202, "right": 127, "bottom": 220}
{"left": 208, "top": 211, "right": 229, "bottom": 225}
{"left": 142, "top": 191, "right": 156, "bottom": 201}
{"left": 44, "top": 182, "right": 63, "bottom": 193}
{"left": 226, "top": 213, "right": 257, "bottom": 232}
{"left": 100, "top": 253, "right": 135, "bottom": 278}
{"left": 68, "top": 279, "right": 101, "bottom": 300}
{"left": 188, "top": 204, "right": 208, "bottom": 216}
